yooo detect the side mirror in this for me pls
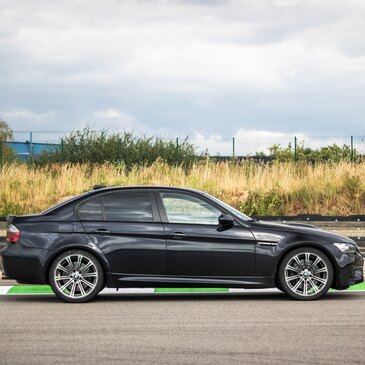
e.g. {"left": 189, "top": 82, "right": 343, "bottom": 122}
{"left": 218, "top": 213, "right": 234, "bottom": 226}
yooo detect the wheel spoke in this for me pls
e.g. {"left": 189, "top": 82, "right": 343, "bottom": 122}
{"left": 312, "top": 256, "right": 321, "bottom": 268}
{"left": 76, "top": 255, "right": 82, "bottom": 271}
{"left": 313, "top": 275, "right": 327, "bottom": 284}
{"left": 82, "top": 272, "right": 97, "bottom": 278}
{"left": 292, "top": 277, "right": 304, "bottom": 292}
{"left": 56, "top": 264, "right": 72, "bottom": 274}
{"left": 304, "top": 253, "right": 311, "bottom": 266}
{"left": 293, "top": 255, "right": 303, "bottom": 269}
{"left": 80, "top": 278, "right": 96, "bottom": 289}
{"left": 59, "top": 279, "right": 73, "bottom": 292}
{"left": 286, "top": 274, "right": 301, "bottom": 282}
{"left": 78, "top": 282, "right": 86, "bottom": 296}
{"left": 65, "top": 256, "right": 74, "bottom": 271}
{"left": 286, "top": 265, "right": 300, "bottom": 273}
{"left": 80, "top": 261, "right": 93, "bottom": 273}
{"left": 303, "top": 280, "right": 308, "bottom": 295}
{"left": 55, "top": 275, "right": 70, "bottom": 281}
{"left": 308, "top": 278, "right": 319, "bottom": 293}
{"left": 314, "top": 267, "right": 327, "bottom": 274}
{"left": 70, "top": 281, "right": 77, "bottom": 297}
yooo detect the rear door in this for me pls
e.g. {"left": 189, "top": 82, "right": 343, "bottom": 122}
{"left": 156, "top": 191, "right": 256, "bottom": 277}
{"left": 78, "top": 190, "right": 166, "bottom": 275}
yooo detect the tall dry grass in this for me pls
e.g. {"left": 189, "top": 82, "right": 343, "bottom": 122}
{"left": 0, "top": 161, "right": 364, "bottom": 216}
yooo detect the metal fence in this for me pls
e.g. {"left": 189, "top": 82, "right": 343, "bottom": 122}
{"left": 1, "top": 131, "right": 365, "bottom": 164}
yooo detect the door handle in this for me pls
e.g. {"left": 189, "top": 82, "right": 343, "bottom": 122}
{"left": 169, "top": 232, "right": 188, "bottom": 240}
{"left": 91, "top": 229, "right": 112, "bottom": 235}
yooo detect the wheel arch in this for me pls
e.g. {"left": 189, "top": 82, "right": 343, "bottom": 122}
{"left": 274, "top": 243, "right": 338, "bottom": 288}
{"left": 43, "top": 245, "right": 110, "bottom": 285}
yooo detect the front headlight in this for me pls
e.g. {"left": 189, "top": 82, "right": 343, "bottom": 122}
{"left": 333, "top": 242, "right": 357, "bottom": 254}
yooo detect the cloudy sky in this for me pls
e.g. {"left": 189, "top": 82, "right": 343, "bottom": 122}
{"left": 1, "top": 0, "right": 365, "bottom": 154}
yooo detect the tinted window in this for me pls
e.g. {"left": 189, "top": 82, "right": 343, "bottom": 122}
{"left": 78, "top": 198, "right": 103, "bottom": 221}
{"left": 161, "top": 192, "right": 221, "bottom": 225}
{"left": 103, "top": 192, "right": 153, "bottom": 222}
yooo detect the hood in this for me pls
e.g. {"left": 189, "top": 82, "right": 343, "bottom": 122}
{"left": 251, "top": 220, "right": 354, "bottom": 244}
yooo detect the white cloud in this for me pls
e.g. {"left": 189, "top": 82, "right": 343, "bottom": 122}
{"left": 0, "top": 0, "right": 365, "bottom": 136}
{"left": 191, "top": 129, "right": 353, "bottom": 155}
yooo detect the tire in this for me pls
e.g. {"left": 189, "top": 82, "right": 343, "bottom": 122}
{"left": 49, "top": 250, "right": 105, "bottom": 303}
{"left": 278, "top": 247, "right": 333, "bottom": 301}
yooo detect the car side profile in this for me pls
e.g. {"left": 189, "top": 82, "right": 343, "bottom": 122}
{"left": 0, "top": 186, "right": 363, "bottom": 302}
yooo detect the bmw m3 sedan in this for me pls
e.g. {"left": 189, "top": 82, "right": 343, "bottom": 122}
{"left": 0, "top": 186, "right": 363, "bottom": 302}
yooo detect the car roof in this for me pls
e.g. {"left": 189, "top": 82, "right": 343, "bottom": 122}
{"left": 42, "top": 186, "right": 206, "bottom": 214}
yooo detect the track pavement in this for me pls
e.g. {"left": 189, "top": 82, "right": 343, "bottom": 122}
{"left": 0, "top": 290, "right": 364, "bottom": 364}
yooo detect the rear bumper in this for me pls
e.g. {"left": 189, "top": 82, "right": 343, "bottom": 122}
{"left": 0, "top": 243, "right": 50, "bottom": 284}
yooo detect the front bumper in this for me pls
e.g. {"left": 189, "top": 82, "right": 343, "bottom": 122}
{"left": 333, "top": 249, "right": 363, "bottom": 289}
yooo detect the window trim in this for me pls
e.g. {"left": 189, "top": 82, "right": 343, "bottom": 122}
{"left": 75, "top": 189, "right": 160, "bottom": 223}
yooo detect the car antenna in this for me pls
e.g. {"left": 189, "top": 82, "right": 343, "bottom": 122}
{"left": 93, "top": 184, "right": 106, "bottom": 190}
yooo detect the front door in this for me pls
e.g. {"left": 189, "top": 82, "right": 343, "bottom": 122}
{"left": 157, "top": 191, "right": 256, "bottom": 277}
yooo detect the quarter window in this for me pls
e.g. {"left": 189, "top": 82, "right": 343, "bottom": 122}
{"left": 78, "top": 198, "right": 103, "bottom": 221}
{"left": 161, "top": 192, "right": 221, "bottom": 225}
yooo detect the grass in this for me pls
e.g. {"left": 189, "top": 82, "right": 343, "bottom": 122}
{"left": 0, "top": 161, "right": 364, "bottom": 216}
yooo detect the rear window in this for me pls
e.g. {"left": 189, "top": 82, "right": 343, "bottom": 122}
{"left": 78, "top": 192, "right": 153, "bottom": 222}
{"left": 103, "top": 192, "right": 153, "bottom": 222}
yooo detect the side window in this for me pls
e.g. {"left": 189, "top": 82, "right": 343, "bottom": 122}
{"left": 161, "top": 193, "right": 221, "bottom": 225}
{"left": 102, "top": 192, "right": 153, "bottom": 222}
{"left": 78, "top": 197, "right": 103, "bottom": 221}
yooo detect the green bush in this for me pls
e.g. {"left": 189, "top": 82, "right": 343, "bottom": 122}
{"left": 267, "top": 141, "right": 359, "bottom": 163}
{"left": 35, "top": 127, "right": 197, "bottom": 168}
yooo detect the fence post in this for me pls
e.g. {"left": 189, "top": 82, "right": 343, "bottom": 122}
{"left": 0, "top": 140, "right": 2, "bottom": 169}
{"left": 119, "top": 137, "right": 122, "bottom": 164}
{"left": 232, "top": 137, "right": 235, "bottom": 158}
{"left": 350, "top": 136, "right": 354, "bottom": 162}
{"left": 294, "top": 136, "right": 297, "bottom": 162}
{"left": 29, "top": 131, "right": 33, "bottom": 163}
{"left": 176, "top": 137, "right": 179, "bottom": 166}
{"left": 61, "top": 138, "right": 64, "bottom": 163}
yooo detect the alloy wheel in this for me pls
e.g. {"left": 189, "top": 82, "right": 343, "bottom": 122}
{"left": 53, "top": 253, "right": 99, "bottom": 299}
{"left": 284, "top": 252, "right": 329, "bottom": 297}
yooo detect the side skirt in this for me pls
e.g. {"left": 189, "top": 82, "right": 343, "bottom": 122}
{"left": 106, "top": 273, "right": 275, "bottom": 289}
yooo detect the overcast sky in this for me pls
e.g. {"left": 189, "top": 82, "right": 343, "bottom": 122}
{"left": 1, "top": 0, "right": 365, "bottom": 153}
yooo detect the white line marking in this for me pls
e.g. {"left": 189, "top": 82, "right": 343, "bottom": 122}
{"left": 0, "top": 287, "right": 364, "bottom": 295}
{"left": 0, "top": 286, "right": 13, "bottom": 294}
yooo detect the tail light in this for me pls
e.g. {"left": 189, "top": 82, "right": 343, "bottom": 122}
{"left": 7, "top": 224, "right": 20, "bottom": 243}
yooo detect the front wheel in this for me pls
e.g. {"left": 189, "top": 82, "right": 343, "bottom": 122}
{"left": 278, "top": 247, "right": 333, "bottom": 300}
{"left": 49, "top": 250, "right": 105, "bottom": 303}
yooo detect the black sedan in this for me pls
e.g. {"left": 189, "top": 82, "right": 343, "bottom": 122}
{"left": 0, "top": 186, "right": 363, "bottom": 302}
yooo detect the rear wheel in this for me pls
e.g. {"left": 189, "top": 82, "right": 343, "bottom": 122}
{"left": 49, "top": 250, "right": 104, "bottom": 303}
{"left": 278, "top": 247, "right": 333, "bottom": 300}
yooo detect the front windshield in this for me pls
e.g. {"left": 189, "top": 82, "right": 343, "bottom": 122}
{"left": 203, "top": 193, "right": 253, "bottom": 222}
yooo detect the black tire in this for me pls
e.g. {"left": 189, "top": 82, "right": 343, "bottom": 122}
{"left": 49, "top": 250, "right": 105, "bottom": 303}
{"left": 278, "top": 247, "right": 333, "bottom": 301}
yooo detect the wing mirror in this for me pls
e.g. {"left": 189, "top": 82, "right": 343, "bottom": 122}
{"left": 218, "top": 213, "right": 234, "bottom": 226}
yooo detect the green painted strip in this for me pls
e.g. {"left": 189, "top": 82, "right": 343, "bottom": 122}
{"left": 154, "top": 288, "right": 229, "bottom": 293}
{"left": 7, "top": 285, "right": 54, "bottom": 294}
{"left": 347, "top": 282, "right": 365, "bottom": 291}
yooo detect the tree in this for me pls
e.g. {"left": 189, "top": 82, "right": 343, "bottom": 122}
{"left": 0, "top": 119, "right": 14, "bottom": 141}
{"left": 0, "top": 119, "right": 15, "bottom": 164}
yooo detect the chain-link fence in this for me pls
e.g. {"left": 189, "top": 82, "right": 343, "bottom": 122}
{"left": 1, "top": 131, "right": 365, "bottom": 165}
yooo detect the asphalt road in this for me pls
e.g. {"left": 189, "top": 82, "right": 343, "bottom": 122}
{"left": 0, "top": 291, "right": 364, "bottom": 364}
